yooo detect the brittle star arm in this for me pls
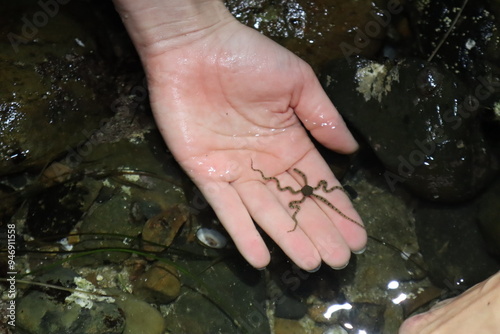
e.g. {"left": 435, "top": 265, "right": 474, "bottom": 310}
{"left": 250, "top": 160, "right": 302, "bottom": 194}
{"left": 288, "top": 197, "right": 307, "bottom": 232}
{"left": 310, "top": 193, "right": 365, "bottom": 229}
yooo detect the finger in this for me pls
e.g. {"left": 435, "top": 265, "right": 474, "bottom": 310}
{"left": 198, "top": 180, "right": 271, "bottom": 269}
{"left": 234, "top": 179, "right": 322, "bottom": 271}
{"left": 291, "top": 151, "right": 367, "bottom": 253}
{"left": 293, "top": 63, "right": 358, "bottom": 154}
{"left": 290, "top": 198, "right": 352, "bottom": 268}
{"left": 253, "top": 169, "right": 352, "bottom": 267}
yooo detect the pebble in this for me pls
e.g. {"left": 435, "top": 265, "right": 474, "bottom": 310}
{"left": 133, "top": 261, "right": 181, "bottom": 304}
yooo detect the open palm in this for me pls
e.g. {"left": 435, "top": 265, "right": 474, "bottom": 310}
{"left": 142, "top": 20, "right": 367, "bottom": 270}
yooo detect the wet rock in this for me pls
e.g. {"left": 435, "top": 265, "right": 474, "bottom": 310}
{"left": 308, "top": 301, "right": 384, "bottom": 332}
{"left": 68, "top": 133, "right": 188, "bottom": 265}
{"left": 332, "top": 169, "right": 426, "bottom": 333}
{"left": 18, "top": 290, "right": 124, "bottom": 334}
{"left": 141, "top": 205, "right": 189, "bottom": 253}
{"left": 274, "top": 317, "right": 323, "bottom": 334}
{"left": 308, "top": 304, "right": 338, "bottom": 324}
{"left": 338, "top": 303, "right": 385, "bottom": 333}
{"left": 408, "top": 1, "right": 500, "bottom": 116}
{"left": 17, "top": 269, "right": 124, "bottom": 334}
{"left": 274, "top": 294, "right": 308, "bottom": 320}
{"left": 132, "top": 261, "right": 181, "bottom": 304}
{"left": 225, "top": 0, "right": 395, "bottom": 71}
{"left": 414, "top": 201, "right": 499, "bottom": 288}
{"left": 478, "top": 177, "right": 500, "bottom": 257}
{"left": 25, "top": 177, "right": 100, "bottom": 241}
{"left": 0, "top": 4, "right": 114, "bottom": 176}
{"left": 114, "top": 291, "right": 167, "bottom": 334}
{"left": 408, "top": 0, "right": 499, "bottom": 78}
{"left": 72, "top": 189, "right": 140, "bottom": 265}
{"left": 162, "top": 251, "right": 270, "bottom": 334}
{"left": 321, "top": 57, "right": 495, "bottom": 201}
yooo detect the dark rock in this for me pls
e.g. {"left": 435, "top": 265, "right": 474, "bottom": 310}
{"left": 477, "top": 177, "right": 500, "bottom": 257}
{"left": 0, "top": 3, "right": 114, "bottom": 176}
{"left": 321, "top": 57, "right": 496, "bottom": 201}
{"left": 164, "top": 253, "right": 270, "bottom": 334}
{"left": 408, "top": 0, "right": 499, "bottom": 78}
{"left": 225, "top": 0, "right": 394, "bottom": 71}
{"left": 274, "top": 294, "right": 308, "bottom": 320}
{"left": 25, "top": 179, "right": 99, "bottom": 241}
{"left": 414, "top": 201, "right": 499, "bottom": 289}
{"left": 72, "top": 191, "right": 139, "bottom": 265}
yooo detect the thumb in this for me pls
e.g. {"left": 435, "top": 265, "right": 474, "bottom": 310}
{"left": 293, "top": 63, "right": 358, "bottom": 154}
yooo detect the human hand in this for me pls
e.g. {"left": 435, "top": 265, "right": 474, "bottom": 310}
{"left": 114, "top": 1, "right": 367, "bottom": 270}
{"left": 399, "top": 271, "right": 500, "bottom": 334}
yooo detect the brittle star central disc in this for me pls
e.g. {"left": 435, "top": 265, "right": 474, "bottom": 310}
{"left": 251, "top": 161, "right": 364, "bottom": 232}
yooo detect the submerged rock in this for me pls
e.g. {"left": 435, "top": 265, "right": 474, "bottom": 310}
{"left": 17, "top": 269, "right": 124, "bottom": 334}
{"left": 114, "top": 291, "right": 167, "bottom": 334}
{"left": 321, "top": 57, "right": 496, "bottom": 201}
{"left": 142, "top": 205, "right": 190, "bottom": 253}
{"left": 132, "top": 261, "right": 181, "bottom": 304}
{"left": 414, "top": 201, "right": 499, "bottom": 288}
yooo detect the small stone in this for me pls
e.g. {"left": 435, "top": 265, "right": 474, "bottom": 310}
{"left": 133, "top": 261, "right": 181, "bottom": 304}
{"left": 114, "top": 291, "right": 166, "bottom": 334}
{"left": 274, "top": 318, "right": 305, "bottom": 334}
{"left": 17, "top": 290, "right": 124, "bottom": 334}
{"left": 308, "top": 304, "right": 336, "bottom": 324}
{"left": 274, "top": 294, "right": 308, "bottom": 320}
{"left": 141, "top": 205, "right": 189, "bottom": 253}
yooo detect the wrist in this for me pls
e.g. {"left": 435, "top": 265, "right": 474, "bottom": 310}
{"left": 112, "top": 0, "right": 233, "bottom": 57}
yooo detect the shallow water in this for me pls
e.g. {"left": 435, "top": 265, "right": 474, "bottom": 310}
{"left": 1, "top": 1, "right": 499, "bottom": 334}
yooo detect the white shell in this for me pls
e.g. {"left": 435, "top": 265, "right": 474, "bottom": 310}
{"left": 196, "top": 228, "right": 227, "bottom": 249}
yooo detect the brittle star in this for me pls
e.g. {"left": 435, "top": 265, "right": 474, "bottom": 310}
{"left": 251, "top": 160, "right": 364, "bottom": 232}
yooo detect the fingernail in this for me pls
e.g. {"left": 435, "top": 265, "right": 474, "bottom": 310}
{"left": 306, "top": 264, "right": 322, "bottom": 273}
{"left": 331, "top": 262, "right": 349, "bottom": 270}
{"left": 255, "top": 266, "right": 267, "bottom": 271}
{"left": 353, "top": 247, "right": 366, "bottom": 255}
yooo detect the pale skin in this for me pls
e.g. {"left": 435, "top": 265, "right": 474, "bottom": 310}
{"left": 112, "top": 0, "right": 367, "bottom": 271}
{"left": 110, "top": 1, "right": 499, "bottom": 332}
{"left": 399, "top": 271, "right": 500, "bottom": 334}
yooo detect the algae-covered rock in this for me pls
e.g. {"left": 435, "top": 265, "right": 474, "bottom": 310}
{"left": 114, "top": 292, "right": 167, "bottom": 334}
{"left": 17, "top": 269, "right": 124, "bottom": 334}
{"left": 321, "top": 57, "right": 495, "bottom": 201}
{"left": 0, "top": 3, "right": 113, "bottom": 175}
{"left": 132, "top": 261, "right": 181, "bottom": 304}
